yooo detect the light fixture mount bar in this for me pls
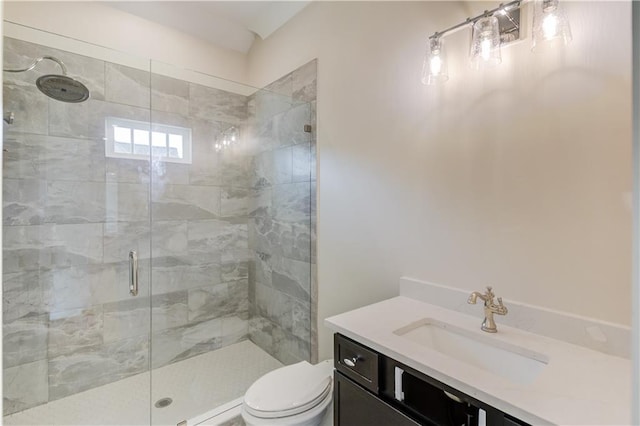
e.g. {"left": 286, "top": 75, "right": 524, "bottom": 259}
{"left": 429, "top": 0, "right": 522, "bottom": 40}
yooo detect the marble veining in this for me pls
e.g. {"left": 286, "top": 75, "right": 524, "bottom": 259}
{"left": 3, "top": 313, "right": 48, "bottom": 369}
{"left": 151, "top": 317, "right": 224, "bottom": 368}
{"left": 221, "top": 187, "right": 251, "bottom": 218}
{"left": 46, "top": 261, "right": 150, "bottom": 312}
{"left": 48, "top": 334, "right": 149, "bottom": 401}
{"left": 3, "top": 360, "right": 49, "bottom": 415}
{"left": 152, "top": 184, "right": 221, "bottom": 221}
{"left": 189, "top": 83, "right": 248, "bottom": 124}
{"left": 151, "top": 73, "right": 190, "bottom": 116}
{"left": 2, "top": 179, "right": 47, "bottom": 226}
{"left": 3, "top": 84, "right": 49, "bottom": 136}
{"left": 3, "top": 36, "right": 318, "bottom": 412}
{"left": 105, "top": 63, "right": 151, "bottom": 108}
{"left": 292, "top": 60, "right": 317, "bottom": 103}
{"left": 246, "top": 61, "right": 317, "bottom": 365}
{"left": 272, "top": 103, "right": 311, "bottom": 149}
{"left": 103, "top": 298, "right": 150, "bottom": 343}
{"left": 152, "top": 291, "right": 189, "bottom": 332}
{"left": 248, "top": 317, "right": 310, "bottom": 365}
{"left": 271, "top": 182, "right": 312, "bottom": 223}
{"left": 3, "top": 270, "right": 49, "bottom": 323}
{"left": 3, "top": 223, "right": 104, "bottom": 273}
{"left": 48, "top": 306, "right": 104, "bottom": 358}
{"left": 4, "top": 134, "right": 105, "bottom": 183}
{"left": 270, "top": 254, "right": 311, "bottom": 301}
{"left": 225, "top": 255, "right": 249, "bottom": 273}
{"left": 151, "top": 256, "right": 222, "bottom": 295}
{"left": 249, "top": 218, "right": 311, "bottom": 263}
{"left": 292, "top": 143, "right": 313, "bottom": 183}
{"left": 249, "top": 90, "right": 292, "bottom": 126}
{"left": 49, "top": 100, "right": 91, "bottom": 139}
{"left": 102, "top": 221, "right": 151, "bottom": 262}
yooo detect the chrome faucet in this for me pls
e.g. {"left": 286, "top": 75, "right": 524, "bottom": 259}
{"left": 467, "top": 286, "right": 508, "bottom": 333}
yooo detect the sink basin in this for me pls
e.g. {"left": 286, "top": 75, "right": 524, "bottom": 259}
{"left": 393, "top": 318, "right": 549, "bottom": 385}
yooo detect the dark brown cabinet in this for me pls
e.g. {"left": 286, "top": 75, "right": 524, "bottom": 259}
{"left": 334, "top": 371, "right": 420, "bottom": 426}
{"left": 333, "top": 333, "right": 530, "bottom": 426}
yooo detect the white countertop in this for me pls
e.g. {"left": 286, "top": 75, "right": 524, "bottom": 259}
{"left": 325, "top": 296, "right": 631, "bottom": 425}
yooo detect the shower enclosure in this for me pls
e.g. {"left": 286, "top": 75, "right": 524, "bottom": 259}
{"left": 2, "top": 23, "right": 317, "bottom": 425}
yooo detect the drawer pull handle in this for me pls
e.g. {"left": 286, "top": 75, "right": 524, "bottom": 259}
{"left": 394, "top": 367, "right": 405, "bottom": 401}
{"left": 343, "top": 357, "right": 358, "bottom": 367}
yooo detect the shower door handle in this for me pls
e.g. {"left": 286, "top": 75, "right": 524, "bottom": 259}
{"left": 129, "top": 250, "right": 138, "bottom": 296}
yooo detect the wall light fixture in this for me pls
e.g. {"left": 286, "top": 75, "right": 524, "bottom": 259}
{"left": 215, "top": 126, "right": 239, "bottom": 153}
{"left": 470, "top": 14, "right": 503, "bottom": 69}
{"left": 532, "top": 0, "right": 572, "bottom": 50}
{"left": 422, "top": 0, "right": 571, "bottom": 85}
{"left": 422, "top": 37, "right": 449, "bottom": 85}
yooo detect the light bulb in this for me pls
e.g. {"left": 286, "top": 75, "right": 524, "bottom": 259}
{"left": 480, "top": 38, "right": 492, "bottom": 61}
{"left": 421, "top": 37, "right": 448, "bottom": 85}
{"left": 470, "top": 16, "right": 501, "bottom": 69}
{"left": 429, "top": 55, "right": 442, "bottom": 76}
{"left": 542, "top": 14, "right": 559, "bottom": 39}
{"left": 532, "top": 0, "right": 571, "bottom": 50}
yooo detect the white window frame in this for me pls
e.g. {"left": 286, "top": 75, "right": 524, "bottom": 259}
{"left": 105, "top": 116, "right": 192, "bottom": 164}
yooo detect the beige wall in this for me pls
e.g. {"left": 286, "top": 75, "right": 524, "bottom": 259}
{"left": 3, "top": 1, "right": 247, "bottom": 83}
{"left": 247, "top": 1, "right": 632, "bottom": 361}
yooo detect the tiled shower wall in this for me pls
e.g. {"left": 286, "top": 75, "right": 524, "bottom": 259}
{"left": 247, "top": 60, "right": 318, "bottom": 365}
{"left": 2, "top": 37, "right": 313, "bottom": 416}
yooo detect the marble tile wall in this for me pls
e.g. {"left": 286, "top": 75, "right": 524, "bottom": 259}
{"left": 247, "top": 60, "right": 318, "bottom": 365}
{"left": 2, "top": 37, "right": 257, "bottom": 415}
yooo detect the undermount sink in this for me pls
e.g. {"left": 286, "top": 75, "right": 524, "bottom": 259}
{"left": 393, "top": 318, "right": 549, "bottom": 385}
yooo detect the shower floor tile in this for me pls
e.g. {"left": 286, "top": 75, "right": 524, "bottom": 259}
{"left": 4, "top": 340, "right": 282, "bottom": 426}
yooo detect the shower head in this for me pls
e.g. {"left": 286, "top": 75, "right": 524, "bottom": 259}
{"left": 3, "top": 55, "right": 90, "bottom": 103}
{"left": 36, "top": 75, "right": 90, "bottom": 103}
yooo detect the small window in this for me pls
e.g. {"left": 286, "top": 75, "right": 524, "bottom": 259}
{"left": 105, "top": 117, "right": 192, "bottom": 164}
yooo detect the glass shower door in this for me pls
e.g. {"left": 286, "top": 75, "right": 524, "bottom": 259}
{"left": 2, "top": 26, "right": 153, "bottom": 425}
{"left": 2, "top": 26, "right": 317, "bottom": 426}
{"left": 148, "top": 60, "right": 315, "bottom": 425}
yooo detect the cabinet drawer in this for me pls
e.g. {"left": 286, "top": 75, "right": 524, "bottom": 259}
{"left": 334, "top": 334, "right": 379, "bottom": 392}
{"left": 334, "top": 371, "right": 420, "bottom": 426}
{"left": 504, "top": 415, "right": 531, "bottom": 426}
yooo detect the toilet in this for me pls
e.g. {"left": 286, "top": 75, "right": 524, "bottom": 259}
{"left": 241, "top": 359, "right": 334, "bottom": 426}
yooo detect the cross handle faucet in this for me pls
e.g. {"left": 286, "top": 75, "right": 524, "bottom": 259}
{"left": 467, "top": 286, "right": 508, "bottom": 333}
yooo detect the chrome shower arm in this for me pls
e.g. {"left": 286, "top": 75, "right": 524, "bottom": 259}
{"left": 3, "top": 55, "right": 68, "bottom": 75}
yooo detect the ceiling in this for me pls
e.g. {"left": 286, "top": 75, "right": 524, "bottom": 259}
{"left": 105, "top": 1, "right": 311, "bottom": 54}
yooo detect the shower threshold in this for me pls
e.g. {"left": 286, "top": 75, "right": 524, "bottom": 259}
{"left": 4, "top": 340, "right": 282, "bottom": 426}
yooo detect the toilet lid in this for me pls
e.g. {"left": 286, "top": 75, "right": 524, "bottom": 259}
{"left": 244, "top": 361, "right": 333, "bottom": 418}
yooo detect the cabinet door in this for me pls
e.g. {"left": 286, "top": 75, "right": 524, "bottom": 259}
{"left": 335, "top": 372, "right": 421, "bottom": 426}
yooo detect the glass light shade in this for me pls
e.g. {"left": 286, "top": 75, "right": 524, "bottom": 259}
{"left": 532, "top": 0, "right": 572, "bottom": 50}
{"left": 421, "top": 38, "right": 448, "bottom": 85}
{"left": 469, "top": 16, "right": 502, "bottom": 69}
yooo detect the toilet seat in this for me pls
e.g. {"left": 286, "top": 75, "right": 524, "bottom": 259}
{"left": 243, "top": 361, "right": 333, "bottom": 419}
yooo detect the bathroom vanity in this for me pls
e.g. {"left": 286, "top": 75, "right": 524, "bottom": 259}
{"left": 325, "top": 279, "right": 631, "bottom": 426}
{"left": 333, "top": 333, "right": 529, "bottom": 426}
